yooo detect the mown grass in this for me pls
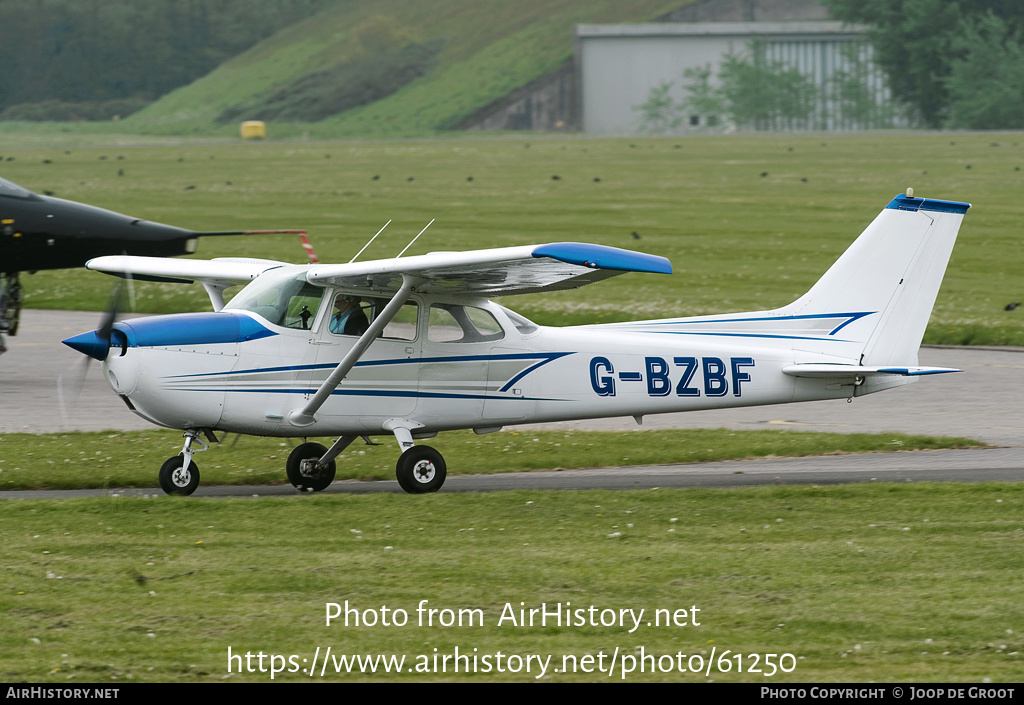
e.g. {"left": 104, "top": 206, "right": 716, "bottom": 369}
{"left": 1, "top": 132, "right": 1022, "bottom": 345}
{"left": 0, "top": 428, "right": 983, "bottom": 491}
{"left": 1, "top": 483, "right": 1020, "bottom": 682}
{"left": 1, "top": 129, "right": 1018, "bottom": 685}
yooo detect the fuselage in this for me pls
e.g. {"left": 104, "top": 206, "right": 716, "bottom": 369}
{"left": 97, "top": 282, "right": 868, "bottom": 437}
{"left": 55, "top": 194, "right": 968, "bottom": 497}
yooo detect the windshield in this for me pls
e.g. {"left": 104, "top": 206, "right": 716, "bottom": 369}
{"left": 0, "top": 177, "right": 33, "bottom": 199}
{"left": 224, "top": 268, "right": 324, "bottom": 329}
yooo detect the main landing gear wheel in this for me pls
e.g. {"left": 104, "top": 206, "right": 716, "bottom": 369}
{"left": 395, "top": 446, "right": 446, "bottom": 494}
{"left": 159, "top": 455, "right": 200, "bottom": 496}
{"left": 287, "top": 442, "right": 336, "bottom": 492}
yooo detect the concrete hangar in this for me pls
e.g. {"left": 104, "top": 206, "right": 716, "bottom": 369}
{"left": 575, "top": 21, "right": 887, "bottom": 133}
{"left": 460, "top": 0, "right": 897, "bottom": 134}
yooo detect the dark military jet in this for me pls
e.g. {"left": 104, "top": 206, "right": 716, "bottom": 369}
{"left": 0, "top": 176, "right": 300, "bottom": 352}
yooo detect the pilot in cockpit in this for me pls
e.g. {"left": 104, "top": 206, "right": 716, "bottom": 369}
{"left": 330, "top": 294, "right": 370, "bottom": 336}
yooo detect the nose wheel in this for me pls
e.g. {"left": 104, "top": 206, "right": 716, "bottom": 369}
{"left": 159, "top": 455, "right": 200, "bottom": 496}
{"left": 157, "top": 429, "right": 210, "bottom": 496}
{"left": 396, "top": 445, "right": 446, "bottom": 494}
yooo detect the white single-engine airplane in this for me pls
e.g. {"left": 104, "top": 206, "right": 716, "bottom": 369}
{"left": 64, "top": 192, "right": 970, "bottom": 496}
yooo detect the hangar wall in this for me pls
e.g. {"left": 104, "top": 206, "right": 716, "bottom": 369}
{"left": 455, "top": 0, "right": 896, "bottom": 134}
{"left": 576, "top": 22, "right": 892, "bottom": 134}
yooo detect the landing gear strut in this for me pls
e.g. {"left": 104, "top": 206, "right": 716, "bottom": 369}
{"left": 1, "top": 272, "right": 22, "bottom": 353}
{"left": 386, "top": 424, "right": 447, "bottom": 494}
{"left": 286, "top": 442, "right": 336, "bottom": 492}
{"left": 158, "top": 430, "right": 210, "bottom": 496}
{"left": 159, "top": 456, "right": 199, "bottom": 496}
{"left": 396, "top": 446, "right": 446, "bottom": 494}
{"left": 285, "top": 436, "right": 355, "bottom": 492}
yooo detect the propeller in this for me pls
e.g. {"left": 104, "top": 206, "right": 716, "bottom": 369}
{"left": 58, "top": 281, "right": 127, "bottom": 426}
{"left": 62, "top": 280, "right": 128, "bottom": 361}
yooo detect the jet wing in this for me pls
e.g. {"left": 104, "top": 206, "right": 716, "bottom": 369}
{"left": 306, "top": 242, "right": 672, "bottom": 295}
{"left": 86, "top": 255, "right": 289, "bottom": 285}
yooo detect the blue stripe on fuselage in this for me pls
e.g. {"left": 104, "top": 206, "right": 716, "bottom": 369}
{"left": 161, "top": 351, "right": 574, "bottom": 380}
{"left": 605, "top": 311, "right": 875, "bottom": 339}
{"left": 159, "top": 387, "right": 566, "bottom": 402}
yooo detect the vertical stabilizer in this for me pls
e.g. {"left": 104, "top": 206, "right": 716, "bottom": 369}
{"left": 778, "top": 194, "right": 969, "bottom": 365}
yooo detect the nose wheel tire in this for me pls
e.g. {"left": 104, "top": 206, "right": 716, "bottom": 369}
{"left": 159, "top": 455, "right": 200, "bottom": 496}
{"left": 396, "top": 446, "right": 446, "bottom": 494}
{"left": 286, "top": 442, "right": 337, "bottom": 492}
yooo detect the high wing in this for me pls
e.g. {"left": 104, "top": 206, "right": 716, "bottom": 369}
{"left": 87, "top": 242, "right": 672, "bottom": 300}
{"left": 86, "top": 255, "right": 290, "bottom": 311}
{"left": 86, "top": 255, "right": 289, "bottom": 284}
{"left": 307, "top": 242, "right": 672, "bottom": 295}
{"left": 84, "top": 243, "right": 669, "bottom": 317}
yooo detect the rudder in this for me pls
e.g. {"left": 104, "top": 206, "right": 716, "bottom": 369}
{"left": 778, "top": 193, "right": 970, "bottom": 366}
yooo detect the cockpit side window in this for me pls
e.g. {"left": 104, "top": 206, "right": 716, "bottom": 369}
{"left": 281, "top": 283, "right": 324, "bottom": 330}
{"left": 328, "top": 295, "right": 419, "bottom": 341}
{"left": 428, "top": 304, "right": 505, "bottom": 343}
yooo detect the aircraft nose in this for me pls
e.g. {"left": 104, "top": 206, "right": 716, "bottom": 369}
{"left": 63, "top": 330, "right": 110, "bottom": 361}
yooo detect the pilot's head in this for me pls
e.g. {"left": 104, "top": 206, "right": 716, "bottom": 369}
{"left": 334, "top": 294, "right": 359, "bottom": 311}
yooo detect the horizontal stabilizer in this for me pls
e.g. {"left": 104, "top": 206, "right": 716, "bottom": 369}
{"left": 782, "top": 364, "right": 960, "bottom": 378}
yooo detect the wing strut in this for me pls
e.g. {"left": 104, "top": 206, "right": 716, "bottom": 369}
{"left": 287, "top": 275, "right": 419, "bottom": 427}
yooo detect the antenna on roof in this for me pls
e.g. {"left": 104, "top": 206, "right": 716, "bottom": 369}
{"left": 397, "top": 219, "right": 434, "bottom": 258}
{"left": 349, "top": 220, "right": 391, "bottom": 263}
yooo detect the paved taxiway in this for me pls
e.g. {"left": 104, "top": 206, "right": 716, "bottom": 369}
{"left": 1, "top": 310, "right": 1021, "bottom": 497}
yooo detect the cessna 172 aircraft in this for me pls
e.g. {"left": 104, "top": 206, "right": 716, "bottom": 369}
{"left": 0, "top": 176, "right": 300, "bottom": 353}
{"left": 64, "top": 191, "right": 970, "bottom": 496}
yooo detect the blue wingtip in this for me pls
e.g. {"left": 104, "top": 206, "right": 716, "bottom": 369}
{"left": 532, "top": 242, "right": 672, "bottom": 274}
{"left": 63, "top": 330, "right": 110, "bottom": 361}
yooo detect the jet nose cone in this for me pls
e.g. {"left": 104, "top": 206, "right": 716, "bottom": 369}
{"left": 62, "top": 330, "right": 109, "bottom": 361}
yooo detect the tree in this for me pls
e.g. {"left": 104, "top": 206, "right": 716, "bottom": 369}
{"left": 717, "top": 43, "right": 816, "bottom": 130}
{"left": 680, "top": 65, "right": 727, "bottom": 127}
{"left": 0, "top": 0, "right": 339, "bottom": 118}
{"left": 634, "top": 82, "right": 683, "bottom": 133}
{"left": 634, "top": 44, "right": 816, "bottom": 133}
{"left": 824, "top": 0, "right": 1024, "bottom": 128}
{"left": 633, "top": 39, "right": 905, "bottom": 132}
{"left": 946, "top": 12, "right": 1024, "bottom": 129}
{"left": 829, "top": 43, "right": 898, "bottom": 129}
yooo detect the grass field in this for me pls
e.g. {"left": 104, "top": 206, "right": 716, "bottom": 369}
{"left": 0, "top": 428, "right": 983, "bottom": 491}
{"left": 1, "top": 129, "right": 1020, "bottom": 684}
{"left": 1, "top": 132, "right": 1021, "bottom": 344}
{"left": 1, "top": 484, "right": 1021, "bottom": 682}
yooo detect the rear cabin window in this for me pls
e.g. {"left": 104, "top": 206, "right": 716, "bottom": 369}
{"left": 428, "top": 304, "right": 504, "bottom": 343}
